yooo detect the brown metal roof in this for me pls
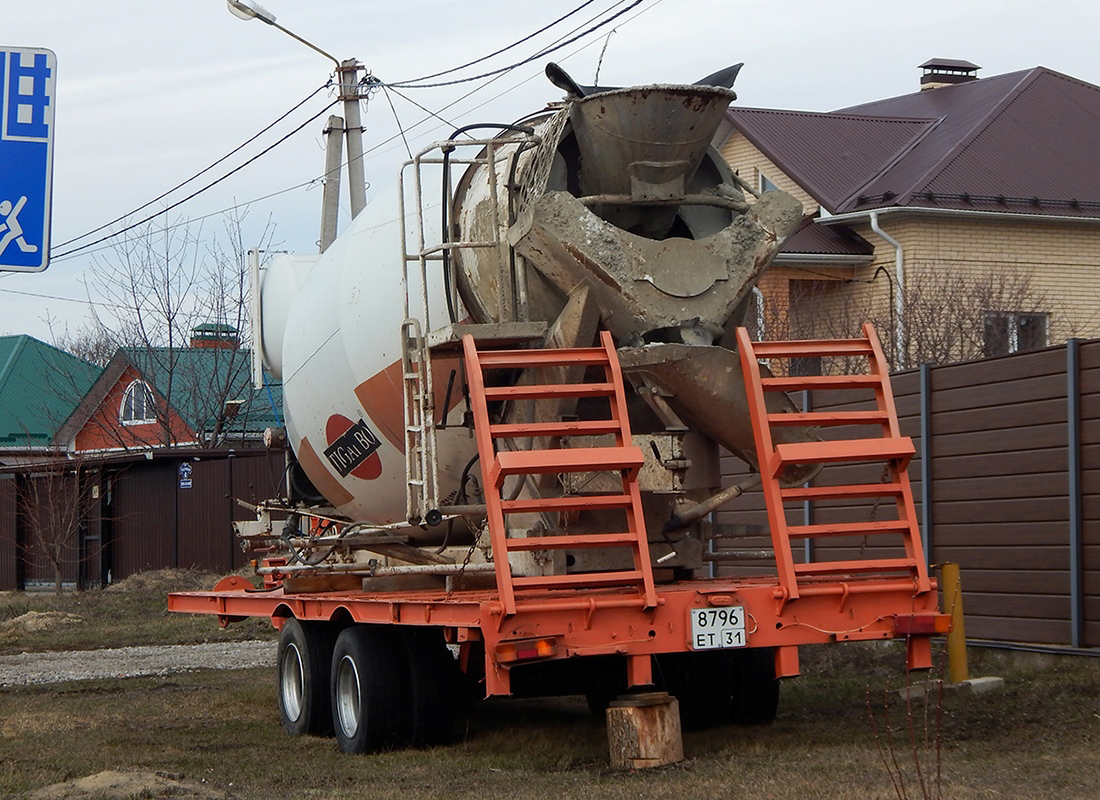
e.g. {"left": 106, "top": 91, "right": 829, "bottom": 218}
{"left": 726, "top": 66, "right": 1100, "bottom": 219}
{"left": 777, "top": 214, "right": 874, "bottom": 259}
{"left": 729, "top": 108, "right": 935, "bottom": 211}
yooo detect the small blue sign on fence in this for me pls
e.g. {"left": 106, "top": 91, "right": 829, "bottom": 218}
{"left": 0, "top": 46, "right": 56, "bottom": 272}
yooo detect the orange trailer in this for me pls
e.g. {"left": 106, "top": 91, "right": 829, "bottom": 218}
{"left": 169, "top": 324, "right": 948, "bottom": 754}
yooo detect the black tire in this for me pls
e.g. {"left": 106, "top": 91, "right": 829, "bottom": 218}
{"left": 330, "top": 626, "right": 403, "bottom": 754}
{"left": 656, "top": 650, "right": 736, "bottom": 730}
{"left": 397, "top": 628, "right": 460, "bottom": 747}
{"left": 277, "top": 618, "right": 336, "bottom": 737}
{"left": 730, "top": 647, "right": 780, "bottom": 725}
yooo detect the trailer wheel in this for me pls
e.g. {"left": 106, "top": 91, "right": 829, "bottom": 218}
{"left": 331, "top": 626, "right": 402, "bottom": 753}
{"left": 730, "top": 647, "right": 780, "bottom": 725}
{"left": 397, "top": 629, "right": 459, "bottom": 747}
{"left": 656, "top": 650, "right": 735, "bottom": 730}
{"left": 277, "top": 618, "right": 336, "bottom": 737}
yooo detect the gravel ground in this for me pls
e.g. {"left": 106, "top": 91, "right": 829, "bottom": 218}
{"left": 0, "top": 641, "right": 276, "bottom": 687}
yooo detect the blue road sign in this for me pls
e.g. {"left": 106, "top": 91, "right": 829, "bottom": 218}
{"left": 0, "top": 46, "right": 56, "bottom": 272}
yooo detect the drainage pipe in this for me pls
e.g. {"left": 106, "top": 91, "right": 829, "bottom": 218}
{"left": 869, "top": 211, "right": 905, "bottom": 368}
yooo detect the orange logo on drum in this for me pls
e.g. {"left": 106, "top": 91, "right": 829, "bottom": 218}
{"left": 323, "top": 415, "right": 383, "bottom": 480}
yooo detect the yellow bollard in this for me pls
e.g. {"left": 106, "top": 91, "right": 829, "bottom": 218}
{"left": 940, "top": 562, "right": 970, "bottom": 684}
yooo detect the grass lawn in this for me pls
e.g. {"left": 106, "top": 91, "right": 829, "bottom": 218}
{"left": 1, "top": 571, "right": 1097, "bottom": 799}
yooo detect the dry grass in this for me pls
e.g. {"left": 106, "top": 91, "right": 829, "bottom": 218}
{"left": 1, "top": 573, "right": 1097, "bottom": 799}
{"left": 1, "top": 642, "right": 1097, "bottom": 799}
{"left": 0, "top": 569, "right": 274, "bottom": 655}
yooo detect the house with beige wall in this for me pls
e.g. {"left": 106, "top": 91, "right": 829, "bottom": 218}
{"left": 716, "top": 59, "right": 1100, "bottom": 369}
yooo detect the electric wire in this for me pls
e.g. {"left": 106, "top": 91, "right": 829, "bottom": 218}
{"left": 391, "top": 0, "right": 601, "bottom": 87}
{"left": 53, "top": 82, "right": 333, "bottom": 251}
{"left": 40, "top": 0, "right": 663, "bottom": 272}
{"left": 50, "top": 97, "right": 341, "bottom": 261}
{"left": 383, "top": 0, "right": 645, "bottom": 89}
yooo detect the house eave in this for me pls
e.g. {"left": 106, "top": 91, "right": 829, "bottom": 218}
{"left": 772, "top": 252, "right": 875, "bottom": 266}
{"left": 816, "top": 205, "right": 1100, "bottom": 226}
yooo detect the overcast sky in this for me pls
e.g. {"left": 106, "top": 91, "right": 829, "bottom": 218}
{"left": 4, "top": 0, "right": 1100, "bottom": 344}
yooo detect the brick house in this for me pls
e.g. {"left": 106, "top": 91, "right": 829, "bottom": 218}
{"left": 54, "top": 325, "right": 283, "bottom": 453}
{"left": 716, "top": 59, "right": 1100, "bottom": 368}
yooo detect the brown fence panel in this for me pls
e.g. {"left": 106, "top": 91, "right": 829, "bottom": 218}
{"left": 176, "top": 458, "right": 235, "bottom": 572}
{"left": 108, "top": 462, "right": 176, "bottom": 580}
{"left": 929, "top": 348, "right": 1071, "bottom": 645}
{"left": 0, "top": 477, "right": 18, "bottom": 590}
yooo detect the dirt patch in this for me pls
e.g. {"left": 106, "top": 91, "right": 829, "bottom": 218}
{"left": 105, "top": 569, "right": 224, "bottom": 594}
{"left": 28, "top": 769, "right": 228, "bottom": 800}
{"left": 0, "top": 610, "right": 83, "bottom": 633}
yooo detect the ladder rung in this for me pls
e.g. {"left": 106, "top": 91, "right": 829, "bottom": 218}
{"left": 749, "top": 338, "right": 875, "bottom": 358}
{"left": 787, "top": 520, "right": 911, "bottom": 538}
{"left": 781, "top": 483, "right": 905, "bottom": 500}
{"left": 767, "top": 410, "right": 889, "bottom": 427}
{"left": 506, "top": 532, "right": 640, "bottom": 551}
{"left": 477, "top": 347, "right": 610, "bottom": 368}
{"left": 761, "top": 374, "right": 882, "bottom": 391}
{"left": 793, "top": 558, "right": 917, "bottom": 576}
{"left": 483, "top": 382, "right": 616, "bottom": 401}
{"left": 773, "top": 437, "right": 915, "bottom": 471}
{"left": 495, "top": 445, "right": 645, "bottom": 478}
{"left": 500, "top": 493, "right": 634, "bottom": 514}
{"left": 490, "top": 419, "right": 622, "bottom": 438}
{"left": 512, "top": 570, "right": 643, "bottom": 590}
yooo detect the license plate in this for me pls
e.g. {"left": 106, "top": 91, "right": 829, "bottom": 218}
{"left": 689, "top": 606, "right": 747, "bottom": 650}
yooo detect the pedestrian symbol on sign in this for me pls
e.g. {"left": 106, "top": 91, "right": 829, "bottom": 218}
{"left": 0, "top": 47, "right": 57, "bottom": 272}
{"left": 0, "top": 196, "right": 37, "bottom": 256}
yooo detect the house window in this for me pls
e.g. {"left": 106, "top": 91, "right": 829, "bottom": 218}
{"left": 983, "top": 312, "right": 1048, "bottom": 357}
{"left": 759, "top": 172, "right": 780, "bottom": 193}
{"left": 120, "top": 380, "right": 157, "bottom": 425}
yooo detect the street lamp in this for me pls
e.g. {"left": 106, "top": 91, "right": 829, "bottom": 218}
{"left": 226, "top": 0, "right": 340, "bottom": 66}
{"left": 227, "top": 0, "right": 368, "bottom": 247}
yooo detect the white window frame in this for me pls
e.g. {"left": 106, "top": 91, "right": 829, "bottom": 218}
{"left": 120, "top": 379, "right": 157, "bottom": 425}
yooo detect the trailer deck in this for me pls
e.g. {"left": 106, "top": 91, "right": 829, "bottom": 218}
{"left": 168, "top": 572, "right": 945, "bottom": 696}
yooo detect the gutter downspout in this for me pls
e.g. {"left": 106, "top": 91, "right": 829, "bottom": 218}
{"left": 869, "top": 211, "right": 905, "bottom": 368}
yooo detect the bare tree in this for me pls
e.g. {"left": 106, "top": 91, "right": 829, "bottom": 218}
{"left": 15, "top": 454, "right": 94, "bottom": 593}
{"left": 763, "top": 267, "right": 1051, "bottom": 373}
{"left": 57, "top": 209, "right": 277, "bottom": 451}
{"left": 48, "top": 318, "right": 119, "bottom": 368}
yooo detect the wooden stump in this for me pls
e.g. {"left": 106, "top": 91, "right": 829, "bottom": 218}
{"left": 606, "top": 692, "right": 684, "bottom": 769}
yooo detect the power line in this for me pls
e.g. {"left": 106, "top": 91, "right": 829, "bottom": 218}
{"left": 47, "top": 179, "right": 320, "bottom": 265}
{"left": 54, "top": 82, "right": 333, "bottom": 251}
{"left": 0, "top": 286, "right": 130, "bottom": 311}
{"left": 50, "top": 97, "right": 340, "bottom": 261}
{"left": 384, "top": 0, "right": 646, "bottom": 89}
{"left": 392, "top": 0, "right": 601, "bottom": 87}
{"left": 45, "top": 0, "right": 662, "bottom": 267}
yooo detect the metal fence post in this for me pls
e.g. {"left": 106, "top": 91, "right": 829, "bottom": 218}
{"left": 1067, "top": 339, "right": 1083, "bottom": 648}
{"left": 920, "top": 363, "right": 933, "bottom": 565}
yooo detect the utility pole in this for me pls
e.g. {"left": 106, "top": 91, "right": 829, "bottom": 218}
{"left": 319, "top": 114, "right": 344, "bottom": 252}
{"left": 338, "top": 60, "right": 367, "bottom": 220}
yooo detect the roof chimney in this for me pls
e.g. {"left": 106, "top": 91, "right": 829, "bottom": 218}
{"left": 190, "top": 323, "right": 239, "bottom": 349}
{"left": 919, "top": 58, "right": 981, "bottom": 91}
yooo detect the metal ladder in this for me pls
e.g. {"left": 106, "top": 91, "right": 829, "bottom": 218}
{"left": 462, "top": 330, "right": 659, "bottom": 615}
{"left": 397, "top": 131, "right": 538, "bottom": 523}
{"left": 735, "top": 322, "right": 932, "bottom": 601}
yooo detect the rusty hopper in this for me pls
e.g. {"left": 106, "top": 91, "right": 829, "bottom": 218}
{"left": 455, "top": 79, "right": 818, "bottom": 484}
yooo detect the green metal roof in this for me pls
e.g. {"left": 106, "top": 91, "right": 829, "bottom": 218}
{"left": 122, "top": 346, "right": 282, "bottom": 442}
{"left": 0, "top": 336, "right": 101, "bottom": 446}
